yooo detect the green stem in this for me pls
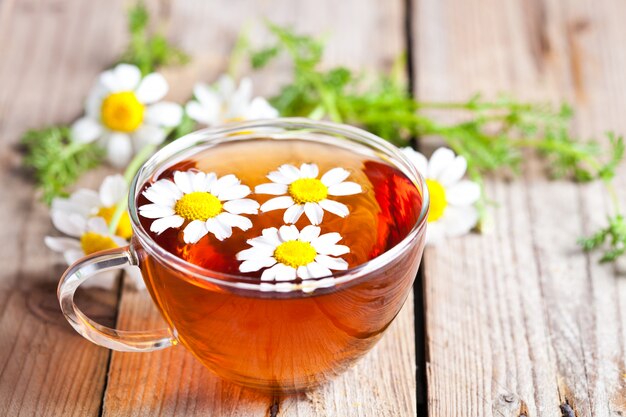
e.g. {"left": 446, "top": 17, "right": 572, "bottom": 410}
{"left": 108, "top": 144, "right": 157, "bottom": 235}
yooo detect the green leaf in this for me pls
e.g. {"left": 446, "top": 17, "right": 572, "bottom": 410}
{"left": 21, "top": 126, "right": 104, "bottom": 204}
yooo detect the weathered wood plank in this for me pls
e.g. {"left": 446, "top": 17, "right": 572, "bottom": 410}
{"left": 102, "top": 1, "right": 416, "bottom": 416}
{"left": 414, "top": 0, "right": 626, "bottom": 415}
{"left": 0, "top": 1, "right": 128, "bottom": 416}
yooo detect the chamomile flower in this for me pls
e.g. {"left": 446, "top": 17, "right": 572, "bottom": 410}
{"left": 402, "top": 147, "right": 481, "bottom": 244}
{"left": 185, "top": 75, "right": 278, "bottom": 126}
{"left": 236, "top": 225, "right": 350, "bottom": 281}
{"left": 139, "top": 170, "right": 260, "bottom": 243}
{"left": 45, "top": 217, "right": 143, "bottom": 289}
{"left": 255, "top": 163, "right": 362, "bottom": 225}
{"left": 71, "top": 64, "right": 183, "bottom": 168}
{"left": 50, "top": 174, "right": 132, "bottom": 240}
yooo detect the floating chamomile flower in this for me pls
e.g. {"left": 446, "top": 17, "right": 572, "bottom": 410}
{"left": 71, "top": 64, "right": 183, "bottom": 168}
{"left": 236, "top": 225, "right": 350, "bottom": 282}
{"left": 255, "top": 163, "right": 362, "bottom": 225}
{"left": 402, "top": 147, "right": 481, "bottom": 244}
{"left": 139, "top": 170, "right": 260, "bottom": 243}
{"left": 185, "top": 75, "right": 278, "bottom": 127}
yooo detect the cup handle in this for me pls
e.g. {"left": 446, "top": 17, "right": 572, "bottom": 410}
{"left": 58, "top": 246, "right": 174, "bottom": 352}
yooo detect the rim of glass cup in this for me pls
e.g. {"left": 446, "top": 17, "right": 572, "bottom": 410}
{"left": 128, "top": 118, "right": 430, "bottom": 292}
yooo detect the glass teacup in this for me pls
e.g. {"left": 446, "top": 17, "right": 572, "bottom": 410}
{"left": 58, "top": 118, "right": 429, "bottom": 393}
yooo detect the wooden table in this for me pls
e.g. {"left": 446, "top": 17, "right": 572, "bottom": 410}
{"left": 0, "top": 1, "right": 624, "bottom": 416}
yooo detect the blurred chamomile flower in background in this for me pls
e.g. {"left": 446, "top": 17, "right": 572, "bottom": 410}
{"left": 402, "top": 147, "right": 481, "bottom": 244}
{"left": 71, "top": 64, "right": 183, "bottom": 168}
{"left": 185, "top": 74, "right": 278, "bottom": 126}
{"left": 44, "top": 174, "right": 144, "bottom": 289}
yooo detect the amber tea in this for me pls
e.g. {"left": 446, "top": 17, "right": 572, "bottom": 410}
{"left": 136, "top": 138, "right": 423, "bottom": 391}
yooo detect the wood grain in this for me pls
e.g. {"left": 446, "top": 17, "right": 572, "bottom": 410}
{"left": 414, "top": 0, "right": 626, "bottom": 415}
{"left": 0, "top": 1, "right": 127, "bottom": 416}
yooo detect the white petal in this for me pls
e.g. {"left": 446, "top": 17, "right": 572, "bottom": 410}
{"left": 267, "top": 171, "right": 294, "bottom": 185}
{"left": 111, "top": 64, "right": 142, "bottom": 91}
{"left": 446, "top": 180, "right": 481, "bottom": 206}
{"left": 143, "top": 184, "right": 179, "bottom": 206}
{"left": 299, "top": 163, "right": 319, "bottom": 178}
{"left": 106, "top": 133, "right": 133, "bottom": 168}
{"left": 86, "top": 217, "right": 109, "bottom": 234}
{"left": 296, "top": 265, "right": 312, "bottom": 279}
{"left": 236, "top": 246, "right": 273, "bottom": 261}
{"left": 52, "top": 189, "right": 100, "bottom": 216}
{"left": 260, "top": 196, "right": 295, "bottom": 212}
{"left": 439, "top": 206, "right": 479, "bottom": 237}
{"left": 146, "top": 102, "right": 183, "bottom": 127}
{"left": 327, "top": 182, "right": 362, "bottom": 196}
{"left": 225, "top": 77, "right": 252, "bottom": 118}
{"left": 206, "top": 217, "right": 232, "bottom": 241}
{"left": 150, "top": 179, "right": 183, "bottom": 199}
{"left": 99, "top": 64, "right": 140, "bottom": 92}
{"left": 71, "top": 117, "right": 102, "bottom": 143}
{"left": 278, "top": 164, "right": 302, "bottom": 181}
{"left": 439, "top": 156, "right": 468, "bottom": 186}
{"left": 133, "top": 124, "right": 167, "bottom": 148}
{"left": 304, "top": 202, "right": 324, "bottom": 225}
{"left": 139, "top": 203, "right": 175, "bottom": 219}
{"left": 299, "top": 225, "right": 321, "bottom": 242}
{"left": 311, "top": 233, "right": 342, "bottom": 252}
{"left": 260, "top": 264, "right": 281, "bottom": 280}
{"left": 173, "top": 171, "right": 195, "bottom": 194}
{"left": 183, "top": 220, "right": 209, "bottom": 244}
{"left": 85, "top": 84, "right": 107, "bottom": 119}
{"left": 306, "top": 262, "right": 332, "bottom": 279}
{"left": 318, "top": 199, "right": 349, "bottom": 217}
{"left": 315, "top": 254, "right": 349, "bottom": 271}
{"left": 186, "top": 100, "right": 214, "bottom": 126}
{"left": 223, "top": 198, "right": 259, "bottom": 215}
{"left": 240, "top": 257, "right": 277, "bottom": 273}
{"left": 51, "top": 211, "right": 87, "bottom": 237}
{"left": 321, "top": 167, "right": 350, "bottom": 186}
{"left": 244, "top": 97, "right": 279, "bottom": 119}
{"left": 194, "top": 83, "right": 221, "bottom": 108}
{"left": 428, "top": 147, "right": 456, "bottom": 180}
{"left": 99, "top": 174, "right": 127, "bottom": 207}
{"left": 216, "top": 212, "right": 252, "bottom": 231}
{"left": 425, "top": 222, "right": 445, "bottom": 245}
{"left": 64, "top": 249, "right": 85, "bottom": 266}
{"left": 273, "top": 263, "right": 297, "bottom": 282}
{"left": 248, "top": 228, "right": 281, "bottom": 248}
{"left": 218, "top": 184, "right": 251, "bottom": 201}
{"left": 401, "top": 148, "right": 428, "bottom": 176}
{"left": 255, "top": 183, "right": 288, "bottom": 195}
{"left": 45, "top": 236, "right": 81, "bottom": 253}
{"left": 188, "top": 171, "right": 206, "bottom": 192}
{"left": 210, "top": 174, "right": 240, "bottom": 196}
{"left": 278, "top": 225, "right": 299, "bottom": 242}
{"left": 135, "top": 73, "right": 168, "bottom": 104}
{"left": 150, "top": 215, "right": 184, "bottom": 234}
{"left": 217, "top": 74, "right": 236, "bottom": 97}
{"left": 283, "top": 204, "right": 305, "bottom": 224}
{"left": 322, "top": 244, "right": 350, "bottom": 256}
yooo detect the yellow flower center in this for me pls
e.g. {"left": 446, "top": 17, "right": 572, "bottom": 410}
{"left": 426, "top": 179, "right": 447, "bottom": 222}
{"left": 273, "top": 240, "right": 317, "bottom": 269}
{"left": 101, "top": 91, "right": 145, "bottom": 132}
{"left": 80, "top": 232, "right": 119, "bottom": 255}
{"left": 288, "top": 178, "right": 328, "bottom": 204}
{"left": 96, "top": 206, "right": 133, "bottom": 239}
{"left": 174, "top": 191, "right": 223, "bottom": 221}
